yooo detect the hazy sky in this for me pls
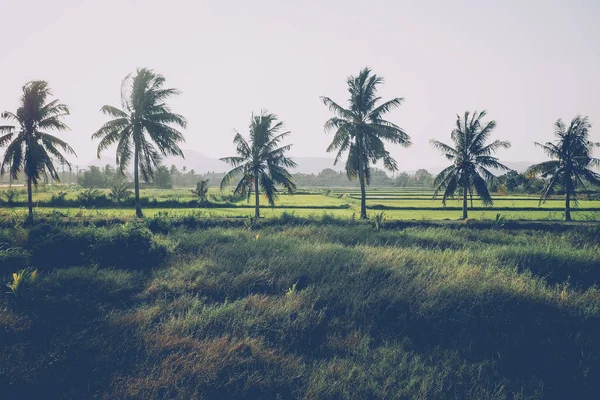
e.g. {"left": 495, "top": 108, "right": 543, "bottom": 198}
{"left": 1, "top": 0, "right": 599, "bottom": 171}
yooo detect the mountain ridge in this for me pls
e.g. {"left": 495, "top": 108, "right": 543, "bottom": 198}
{"left": 86, "top": 150, "right": 536, "bottom": 175}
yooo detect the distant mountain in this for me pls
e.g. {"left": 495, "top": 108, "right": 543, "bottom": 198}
{"left": 289, "top": 157, "right": 342, "bottom": 174}
{"left": 163, "top": 149, "right": 228, "bottom": 173}
{"left": 86, "top": 150, "right": 228, "bottom": 173}
{"left": 84, "top": 152, "right": 535, "bottom": 175}
{"left": 86, "top": 151, "right": 342, "bottom": 174}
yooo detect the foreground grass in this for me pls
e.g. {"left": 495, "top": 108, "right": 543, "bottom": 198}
{"left": 1, "top": 221, "right": 599, "bottom": 399}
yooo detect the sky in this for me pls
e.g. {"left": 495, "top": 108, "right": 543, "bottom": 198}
{"left": 1, "top": 0, "right": 599, "bottom": 172}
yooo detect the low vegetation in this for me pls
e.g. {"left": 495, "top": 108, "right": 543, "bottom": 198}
{"left": 1, "top": 217, "right": 599, "bottom": 399}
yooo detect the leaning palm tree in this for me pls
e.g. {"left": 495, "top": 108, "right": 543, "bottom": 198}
{"left": 92, "top": 68, "right": 187, "bottom": 217}
{"left": 220, "top": 111, "right": 296, "bottom": 218}
{"left": 431, "top": 111, "right": 511, "bottom": 219}
{"left": 0, "top": 81, "right": 74, "bottom": 222}
{"left": 321, "top": 67, "right": 411, "bottom": 219}
{"left": 526, "top": 116, "right": 600, "bottom": 221}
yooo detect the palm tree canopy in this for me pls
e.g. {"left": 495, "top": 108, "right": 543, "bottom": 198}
{"left": 526, "top": 116, "right": 600, "bottom": 202}
{"left": 321, "top": 67, "right": 411, "bottom": 183}
{"left": 92, "top": 68, "right": 187, "bottom": 180}
{"left": 0, "top": 81, "right": 74, "bottom": 184}
{"left": 220, "top": 111, "right": 296, "bottom": 206}
{"left": 431, "top": 110, "right": 511, "bottom": 206}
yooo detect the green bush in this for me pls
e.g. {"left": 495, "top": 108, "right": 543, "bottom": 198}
{"left": 0, "top": 247, "right": 30, "bottom": 278}
{"left": 26, "top": 223, "right": 172, "bottom": 270}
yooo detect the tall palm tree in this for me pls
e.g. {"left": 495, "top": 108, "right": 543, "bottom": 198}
{"left": 0, "top": 81, "right": 74, "bottom": 222}
{"left": 321, "top": 67, "right": 411, "bottom": 219}
{"left": 220, "top": 111, "right": 296, "bottom": 218}
{"left": 526, "top": 116, "right": 600, "bottom": 221}
{"left": 92, "top": 68, "right": 187, "bottom": 217}
{"left": 431, "top": 111, "right": 511, "bottom": 219}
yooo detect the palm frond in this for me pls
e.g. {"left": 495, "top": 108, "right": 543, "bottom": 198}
{"left": 321, "top": 97, "right": 353, "bottom": 120}
{"left": 100, "top": 105, "right": 129, "bottom": 119}
{"left": 368, "top": 97, "right": 404, "bottom": 120}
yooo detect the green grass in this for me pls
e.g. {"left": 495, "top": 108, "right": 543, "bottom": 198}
{"left": 2, "top": 206, "right": 600, "bottom": 222}
{"left": 1, "top": 220, "right": 600, "bottom": 398}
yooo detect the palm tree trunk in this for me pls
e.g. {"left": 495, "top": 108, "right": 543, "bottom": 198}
{"left": 565, "top": 190, "right": 571, "bottom": 221}
{"left": 469, "top": 189, "right": 473, "bottom": 209}
{"left": 134, "top": 147, "right": 143, "bottom": 218}
{"left": 462, "top": 183, "right": 468, "bottom": 219}
{"left": 359, "top": 170, "right": 367, "bottom": 219}
{"left": 254, "top": 175, "right": 260, "bottom": 219}
{"left": 27, "top": 175, "right": 33, "bottom": 223}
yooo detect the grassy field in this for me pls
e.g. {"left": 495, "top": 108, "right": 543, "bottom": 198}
{"left": 1, "top": 219, "right": 599, "bottom": 399}
{"left": 2, "top": 185, "right": 600, "bottom": 221}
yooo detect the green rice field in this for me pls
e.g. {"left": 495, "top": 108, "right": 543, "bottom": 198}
{"left": 1, "top": 186, "right": 600, "bottom": 221}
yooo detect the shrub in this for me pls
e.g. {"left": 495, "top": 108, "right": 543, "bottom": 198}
{"left": 1, "top": 188, "right": 20, "bottom": 205}
{"left": 77, "top": 188, "right": 102, "bottom": 206}
{"left": 0, "top": 247, "right": 30, "bottom": 278}
{"left": 27, "top": 223, "right": 172, "bottom": 270}
{"left": 109, "top": 182, "right": 133, "bottom": 203}
{"left": 191, "top": 179, "right": 210, "bottom": 204}
{"left": 50, "top": 191, "right": 69, "bottom": 207}
{"left": 6, "top": 267, "right": 38, "bottom": 297}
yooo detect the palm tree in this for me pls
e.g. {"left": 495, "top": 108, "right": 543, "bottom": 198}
{"left": 321, "top": 67, "right": 411, "bottom": 219}
{"left": 0, "top": 81, "right": 74, "bottom": 222}
{"left": 430, "top": 111, "right": 511, "bottom": 219}
{"left": 92, "top": 68, "right": 187, "bottom": 217}
{"left": 109, "top": 181, "right": 133, "bottom": 203}
{"left": 526, "top": 116, "right": 600, "bottom": 221}
{"left": 220, "top": 111, "right": 296, "bottom": 218}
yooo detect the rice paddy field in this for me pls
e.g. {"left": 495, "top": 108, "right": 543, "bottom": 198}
{"left": 2, "top": 186, "right": 600, "bottom": 221}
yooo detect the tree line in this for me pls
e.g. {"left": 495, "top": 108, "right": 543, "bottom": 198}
{"left": 1, "top": 67, "right": 599, "bottom": 222}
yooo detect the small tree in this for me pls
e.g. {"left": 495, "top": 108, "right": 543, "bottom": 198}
{"left": 153, "top": 165, "right": 173, "bottom": 189}
{"left": 109, "top": 181, "right": 133, "bottom": 203}
{"left": 1, "top": 188, "right": 19, "bottom": 205}
{"left": 191, "top": 179, "right": 210, "bottom": 204}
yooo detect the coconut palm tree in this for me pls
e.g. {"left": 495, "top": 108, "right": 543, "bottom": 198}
{"left": 220, "top": 111, "right": 296, "bottom": 218}
{"left": 92, "top": 68, "right": 187, "bottom": 217}
{"left": 430, "top": 111, "right": 511, "bottom": 219}
{"left": 526, "top": 116, "right": 600, "bottom": 221}
{"left": 321, "top": 67, "right": 411, "bottom": 219}
{"left": 0, "top": 81, "right": 74, "bottom": 222}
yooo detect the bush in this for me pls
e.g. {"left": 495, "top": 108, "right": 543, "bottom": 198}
{"left": 26, "top": 223, "right": 172, "bottom": 270}
{"left": 0, "top": 247, "right": 30, "bottom": 278}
